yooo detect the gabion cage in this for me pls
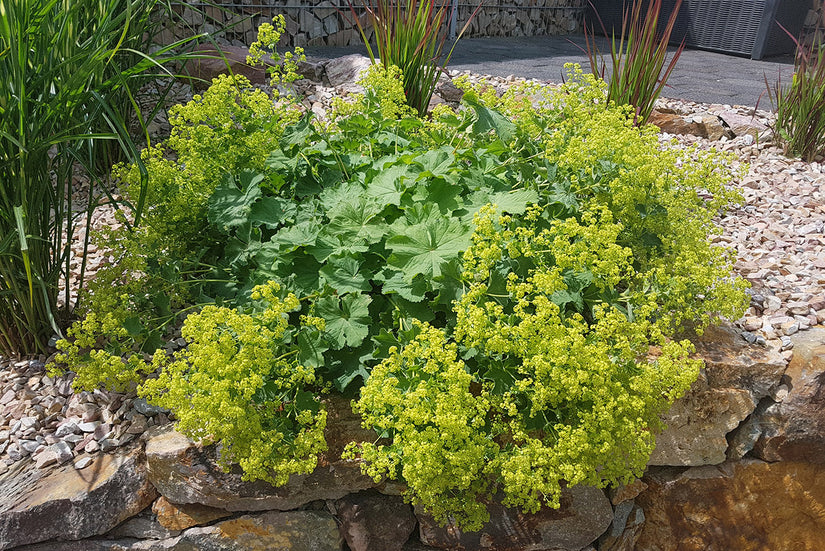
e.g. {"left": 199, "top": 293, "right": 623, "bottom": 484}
{"left": 171, "top": 0, "right": 587, "bottom": 48}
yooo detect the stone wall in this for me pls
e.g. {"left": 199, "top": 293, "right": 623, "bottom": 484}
{"left": 4, "top": 323, "right": 825, "bottom": 550}
{"left": 163, "top": 0, "right": 586, "bottom": 48}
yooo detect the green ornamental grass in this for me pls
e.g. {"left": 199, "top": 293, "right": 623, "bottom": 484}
{"left": 348, "top": 0, "right": 477, "bottom": 116}
{"left": 584, "top": 0, "right": 685, "bottom": 125}
{"left": 0, "top": 0, "right": 198, "bottom": 356}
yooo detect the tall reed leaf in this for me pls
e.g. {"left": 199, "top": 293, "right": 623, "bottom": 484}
{"left": 0, "top": 0, "right": 199, "bottom": 356}
{"left": 767, "top": 8, "right": 825, "bottom": 162}
{"left": 584, "top": 0, "right": 684, "bottom": 125}
{"left": 348, "top": 0, "right": 478, "bottom": 116}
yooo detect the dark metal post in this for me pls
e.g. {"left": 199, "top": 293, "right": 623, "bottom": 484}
{"left": 449, "top": 0, "right": 458, "bottom": 39}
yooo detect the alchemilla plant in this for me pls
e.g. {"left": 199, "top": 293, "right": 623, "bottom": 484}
{"left": 54, "top": 21, "right": 748, "bottom": 531}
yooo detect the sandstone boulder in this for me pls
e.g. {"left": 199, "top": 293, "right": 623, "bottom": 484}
{"left": 648, "top": 324, "right": 786, "bottom": 466}
{"left": 187, "top": 44, "right": 268, "bottom": 86}
{"left": 636, "top": 460, "right": 825, "bottom": 551}
{"left": 144, "top": 397, "right": 378, "bottom": 512}
{"left": 648, "top": 386, "right": 755, "bottom": 466}
{"left": 692, "top": 113, "right": 734, "bottom": 141}
{"left": 648, "top": 110, "right": 733, "bottom": 140}
{"left": 696, "top": 324, "right": 786, "bottom": 397}
{"left": 648, "top": 111, "right": 702, "bottom": 136}
{"left": 322, "top": 54, "right": 373, "bottom": 88}
{"left": 717, "top": 109, "right": 769, "bottom": 139}
{"left": 0, "top": 446, "right": 157, "bottom": 549}
{"left": 417, "top": 485, "right": 613, "bottom": 551}
{"left": 151, "top": 496, "right": 231, "bottom": 531}
{"left": 753, "top": 326, "right": 825, "bottom": 462}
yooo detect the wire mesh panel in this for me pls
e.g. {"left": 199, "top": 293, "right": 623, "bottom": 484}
{"left": 176, "top": 0, "right": 586, "bottom": 47}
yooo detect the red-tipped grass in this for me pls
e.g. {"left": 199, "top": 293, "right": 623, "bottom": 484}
{"left": 767, "top": 8, "right": 825, "bottom": 162}
{"left": 584, "top": 0, "right": 685, "bottom": 125}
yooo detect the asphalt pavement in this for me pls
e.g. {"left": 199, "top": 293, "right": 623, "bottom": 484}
{"left": 304, "top": 33, "right": 796, "bottom": 108}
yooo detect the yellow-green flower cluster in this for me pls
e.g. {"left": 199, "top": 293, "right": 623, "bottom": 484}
{"left": 51, "top": 311, "right": 155, "bottom": 392}
{"left": 346, "top": 321, "right": 496, "bottom": 530}
{"left": 352, "top": 202, "right": 709, "bottom": 527}
{"left": 457, "top": 204, "right": 704, "bottom": 512}
{"left": 111, "top": 71, "right": 301, "bottom": 254}
{"left": 539, "top": 72, "right": 748, "bottom": 333}
{"left": 329, "top": 64, "right": 417, "bottom": 126}
{"left": 139, "top": 281, "right": 325, "bottom": 485}
{"left": 63, "top": 60, "right": 310, "bottom": 392}
{"left": 246, "top": 16, "right": 305, "bottom": 87}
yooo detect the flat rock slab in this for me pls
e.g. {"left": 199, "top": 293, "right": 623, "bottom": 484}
{"left": 152, "top": 496, "right": 232, "bottom": 531}
{"left": 0, "top": 446, "right": 157, "bottom": 550}
{"left": 322, "top": 54, "right": 372, "bottom": 88}
{"left": 188, "top": 44, "right": 268, "bottom": 86}
{"left": 145, "top": 422, "right": 376, "bottom": 512}
{"left": 637, "top": 460, "right": 825, "bottom": 551}
{"left": 158, "top": 510, "right": 342, "bottom": 551}
{"left": 14, "top": 510, "right": 342, "bottom": 551}
{"left": 648, "top": 110, "right": 733, "bottom": 141}
{"left": 13, "top": 539, "right": 153, "bottom": 550}
{"left": 716, "top": 109, "right": 768, "bottom": 139}
{"left": 418, "top": 485, "right": 613, "bottom": 551}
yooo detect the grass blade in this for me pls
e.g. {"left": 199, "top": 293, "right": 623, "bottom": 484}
{"left": 12, "top": 206, "right": 33, "bottom": 309}
{"left": 583, "top": 0, "right": 684, "bottom": 125}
